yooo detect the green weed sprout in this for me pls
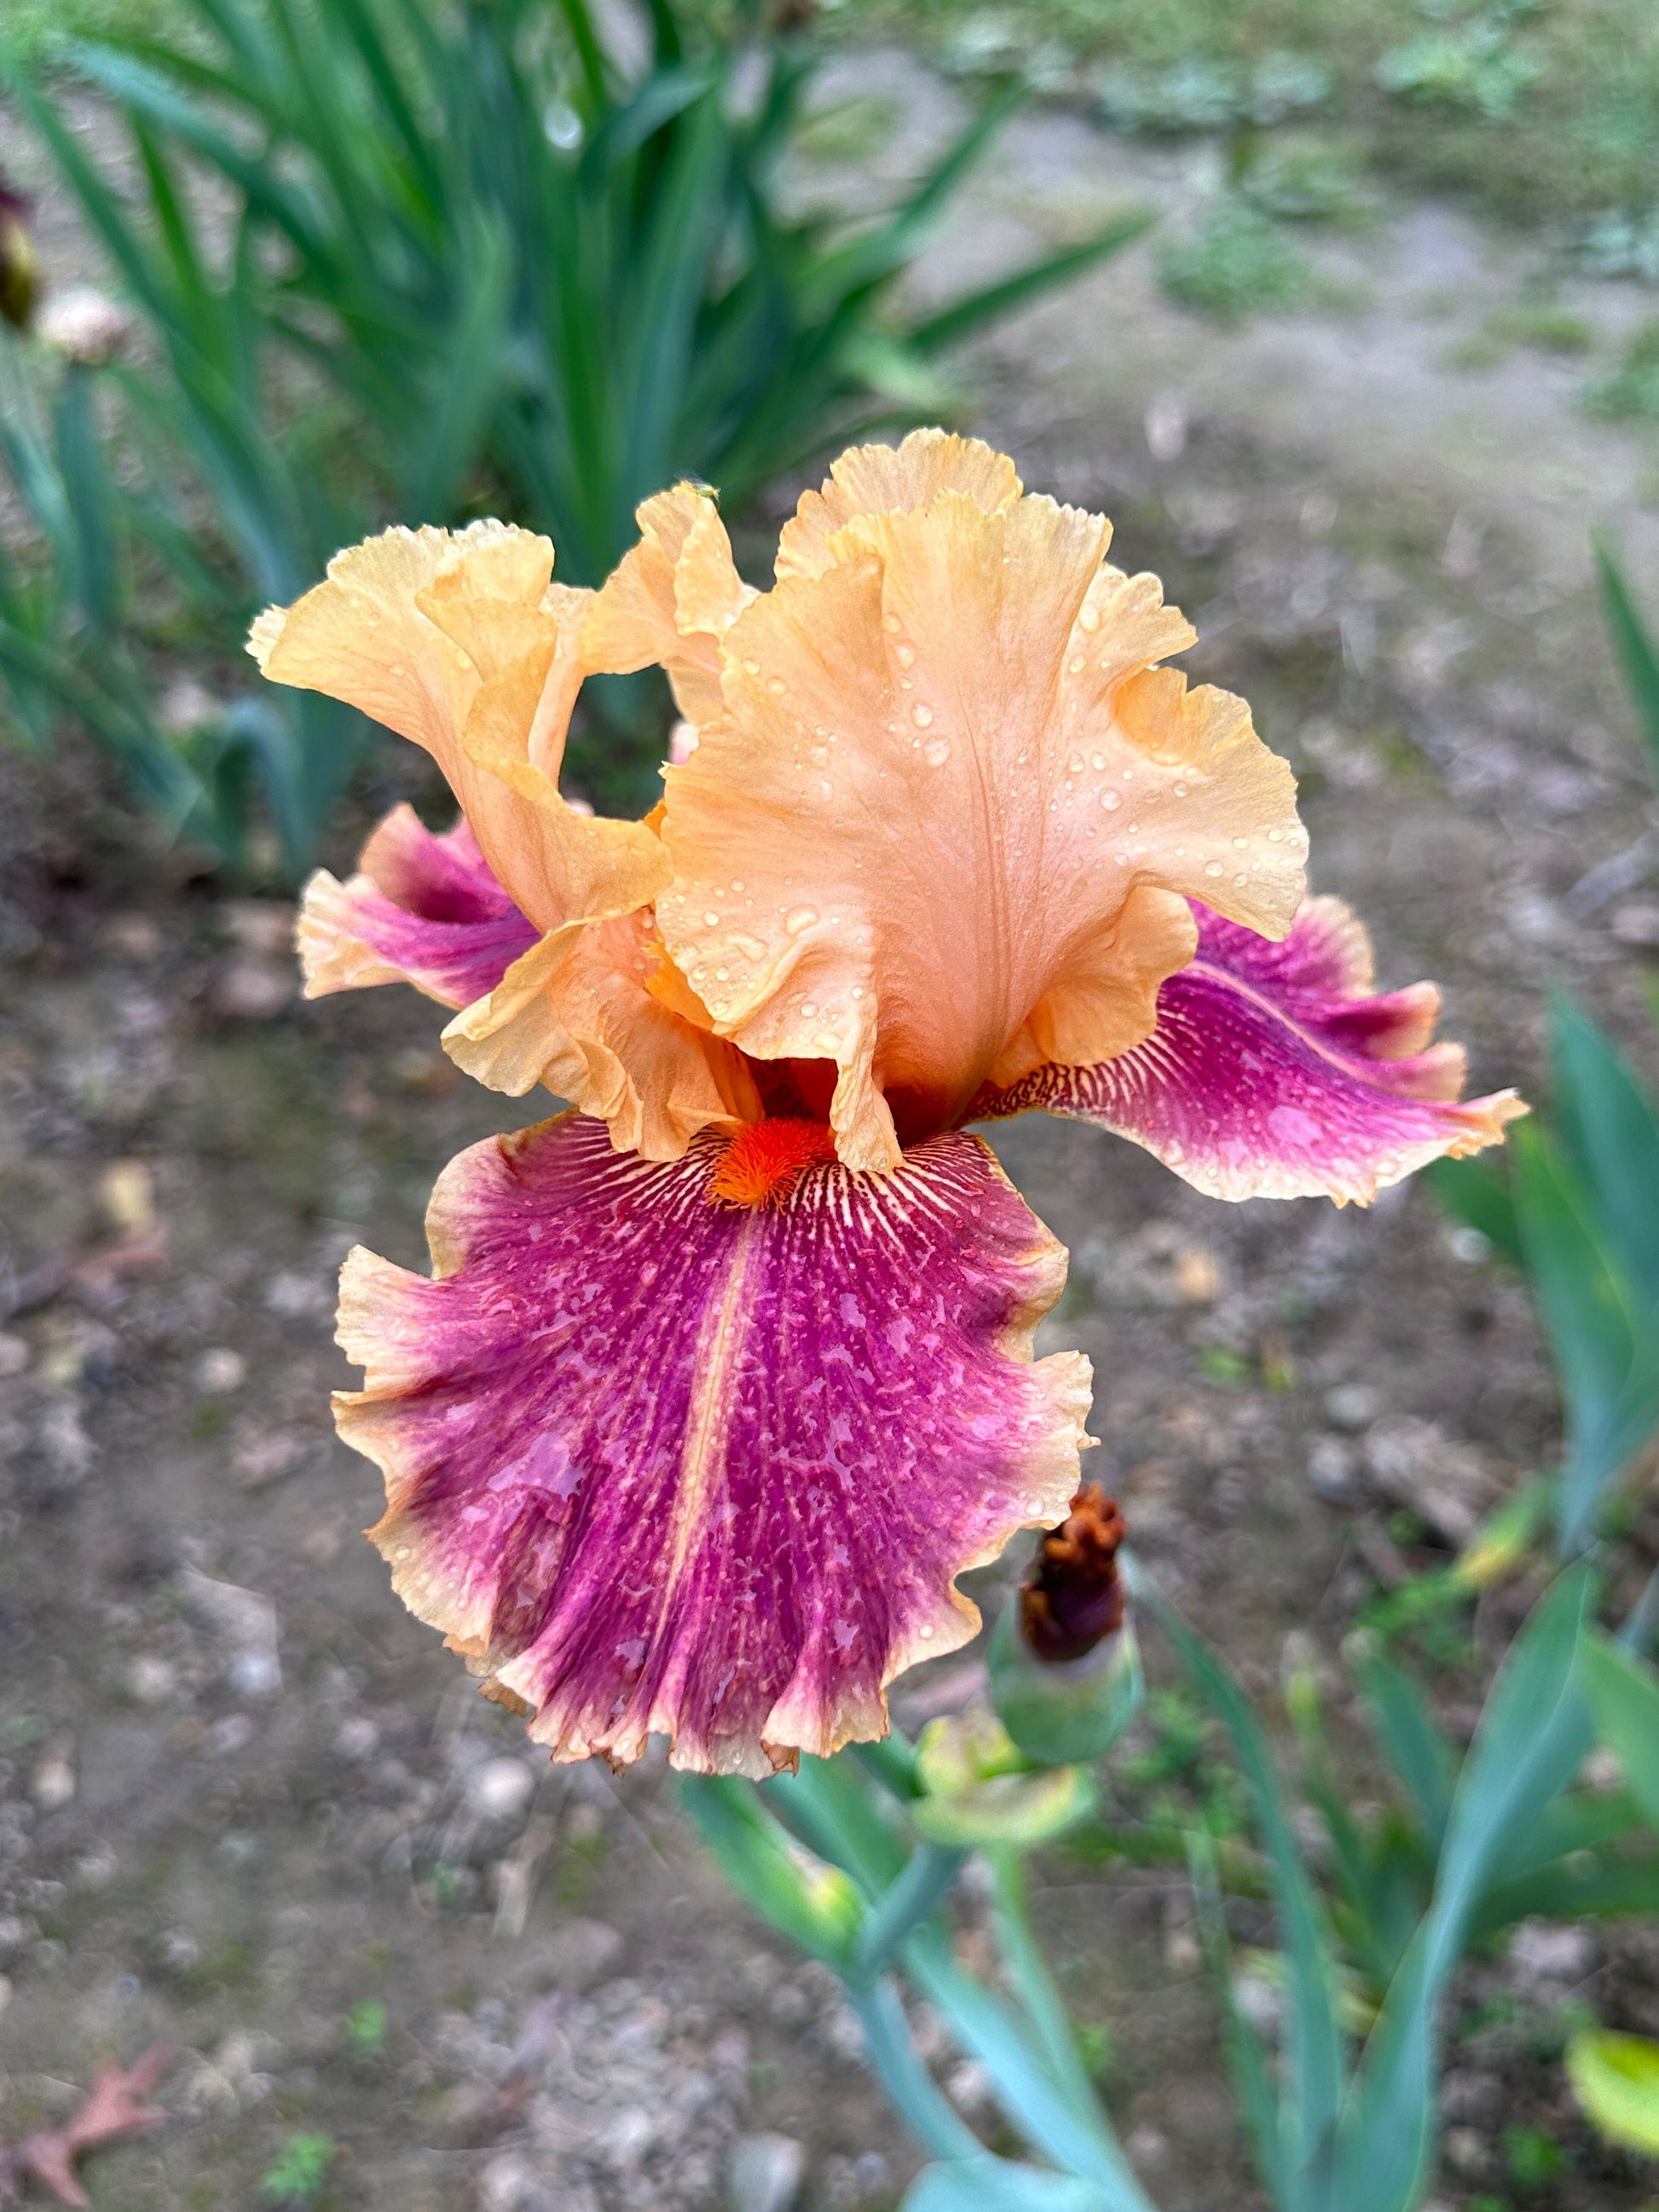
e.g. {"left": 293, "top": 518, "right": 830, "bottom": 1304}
{"left": 259, "top": 2131, "right": 336, "bottom": 2208}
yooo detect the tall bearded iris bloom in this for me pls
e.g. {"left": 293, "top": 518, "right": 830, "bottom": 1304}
{"left": 252, "top": 433, "right": 1521, "bottom": 1779}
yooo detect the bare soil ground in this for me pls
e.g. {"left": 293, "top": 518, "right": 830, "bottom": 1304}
{"left": 5, "top": 55, "right": 1659, "bottom": 2212}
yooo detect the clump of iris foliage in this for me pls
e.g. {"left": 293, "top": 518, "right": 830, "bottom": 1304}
{"left": 0, "top": 0, "right": 1147, "bottom": 868}
{"left": 671, "top": 547, "right": 1659, "bottom": 2209}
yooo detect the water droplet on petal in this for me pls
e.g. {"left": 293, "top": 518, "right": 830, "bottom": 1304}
{"left": 1101, "top": 789, "right": 1121, "bottom": 812}
{"left": 1205, "top": 861, "right": 1224, "bottom": 878}
{"left": 911, "top": 703, "right": 934, "bottom": 728}
{"left": 703, "top": 910, "right": 721, "bottom": 927}
{"left": 1078, "top": 603, "right": 1101, "bottom": 633}
{"left": 923, "top": 738, "right": 951, "bottom": 767}
{"left": 894, "top": 641, "right": 916, "bottom": 669}
{"left": 784, "top": 906, "right": 818, "bottom": 936}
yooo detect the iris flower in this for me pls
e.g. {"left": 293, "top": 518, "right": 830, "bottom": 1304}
{"left": 253, "top": 433, "right": 1520, "bottom": 1779}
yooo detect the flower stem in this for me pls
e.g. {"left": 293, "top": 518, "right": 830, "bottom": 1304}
{"left": 853, "top": 1843, "right": 967, "bottom": 1979}
{"left": 845, "top": 1976, "right": 985, "bottom": 2163}
{"left": 989, "top": 1847, "right": 1105, "bottom": 2116}
{"left": 853, "top": 1733, "right": 922, "bottom": 1800}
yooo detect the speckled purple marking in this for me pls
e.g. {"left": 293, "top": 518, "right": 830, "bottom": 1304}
{"left": 341, "top": 812, "right": 539, "bottom": 1006}
{"left": 974, "top": 901, "right": 1510, "bottom": 1203}
{"left": 337, "top": 1116, "right": 1087, "bottom": 1775}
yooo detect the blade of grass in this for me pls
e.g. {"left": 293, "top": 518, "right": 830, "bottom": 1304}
{"left": 809, "top": 78, "right": 1025, "bottom": 304}
{"left": 404, "top": 215, "right": 511, "bottom": 517}
{"left": 986, "top": 1850, "right": 1106, "bottom": 2120}
{"left": 1549, "top": 993, "right": 1659, "bottom": 1316}
{"left": 910, "top": 211, "right": 1155, "bottom": 355}
{"left": 1423, "top": 1154, "right": 1524, "bottom": 1266}
{"left": 1351, "top": 1647, "right": 1456, "bottom": 1852}
{"left": 1188, "top": 1830, "right": 1292, "bottom": 2205}
{"left": 1135, "top": 1561, "right": 1347, "bottom": 2200}
{"left": 1512, "top": 1121, "right": 1659, "bottom": 1552}
{"left": 1581, "top": 1630, "right": 1659, "bottom": 1830}
{"left": 1594, "top": 533, "right": 1659, "bottom": 784}
{"left": 51, "top": 369, "right": 121, "bottom": 640}
{"left": 1334, "top": 1566, "right": 1595, "bottom": 2212}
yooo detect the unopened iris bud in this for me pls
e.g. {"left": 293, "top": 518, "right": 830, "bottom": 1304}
{"left": 0, "top": 182, "right": 39, "bottom": 333}
{"left": 679, "top": 1776, "right": 863, "bottom": 1967}
{"left": 910, "top": 1708, "right": 1095, "bottom": 1848}
{"left": 989, "top": 1483, "right": 1144, "bottom": 1766}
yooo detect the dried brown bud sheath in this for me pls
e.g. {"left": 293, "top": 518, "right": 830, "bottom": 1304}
{"left": 0, "top": 177, "right": 38, "bottom": 333}
{"left": 1019, "top": 1482, "right": 1126, "bottom": 1664}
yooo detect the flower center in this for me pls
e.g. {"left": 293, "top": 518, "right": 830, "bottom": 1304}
{"left": 708, "top": 1119, "right": 838, "bottom": 1208}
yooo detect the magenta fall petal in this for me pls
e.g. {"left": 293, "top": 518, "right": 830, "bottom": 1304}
{"left": 298, "top": 802, "right": 540, "bottom": 1009}
{"left": 973, "top": 897, "right": 1523, "bottom": 1204}
{"left": 333, "top": 1114, "right": 1092, "bottom": 1777}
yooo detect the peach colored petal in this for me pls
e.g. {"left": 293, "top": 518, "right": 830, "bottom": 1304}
{"left": 984, "top": 883, "right": 1199, "bottom": 1091}
{"left": 658, "top": 485, "right": 1305, "bottom": 1171}
{"left": 251, "top": 522, "right": 666, "bottom": 935}
{"left": 443, "top": 913, "right": 762, "bottom": 1158}
{"left": 583, "top": 485, "right": 754, "bottom": 727}
{"left": 774, "top": 427, "right": 1022, "bottom": 582}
